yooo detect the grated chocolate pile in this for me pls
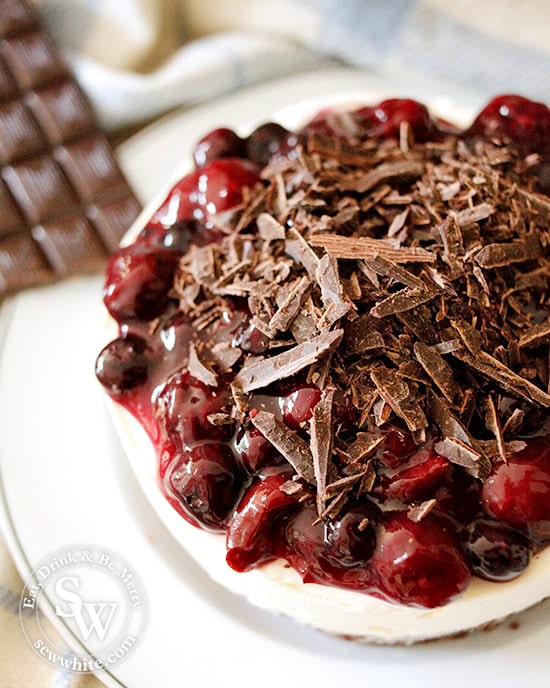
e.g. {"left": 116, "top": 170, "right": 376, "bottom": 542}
{"left": 169, "top": 123, "right": 550, "bottom": 520}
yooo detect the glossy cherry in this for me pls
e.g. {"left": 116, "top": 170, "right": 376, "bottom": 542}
{"left": 468, "top": 94, "right": 550, "bottom": 154}
{"left": 482, "top": 437, "right": 550, "bottom": 538}
{"left": 152, "top": 158, "right": 260, "bottom": 226}
{"left": 169, "top": 442, "right": 245, "bottom": 530}
{"left": 246, "top": 122, "right": 298, "bottom": 166}
{"left": 370, "top": 512, "right": 471, "bottom": 608}
{"left": 353, "top": 99, "right": 434, "bottom": 142}
{"left": 193, "top": 128, "right": 245, "bottom": 167}
{"left": 226, "top": 471, "right": 299, "bottom": 571}
{"left": 462, "top": 518, "right": 531, "bottom": 581}
{"left": 156, "top": 371, "right": 233, "bottom": 446}
{"left": 95, "top": 334, "right": 152, "bottom": 396}
{"left": 103, "top": 244, "right": 179, "bottom": 322}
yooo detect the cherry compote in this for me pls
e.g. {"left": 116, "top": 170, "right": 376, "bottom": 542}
{"left": 97, "top": 95, "right": 550, "bottom": 610}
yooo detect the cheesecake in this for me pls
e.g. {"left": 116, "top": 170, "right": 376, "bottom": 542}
{"left": 96, "top": 95, "right": 550, "bottom": 643}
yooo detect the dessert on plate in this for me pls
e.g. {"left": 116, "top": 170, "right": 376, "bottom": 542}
{"left": 96, "top": 94, "right": 550, "bottom": 643}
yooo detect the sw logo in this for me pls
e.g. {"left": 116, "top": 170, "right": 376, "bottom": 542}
{"left": 54, "top": 576, "right": 119, "bottom": 641}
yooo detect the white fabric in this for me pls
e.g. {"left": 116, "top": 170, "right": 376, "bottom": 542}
{"left": 31, "top": 0, "right": 550, "bottom": 130}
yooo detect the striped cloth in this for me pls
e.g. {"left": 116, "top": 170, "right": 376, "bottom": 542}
{"left": 32, "top": 0, "right": 550, "bottom": 130}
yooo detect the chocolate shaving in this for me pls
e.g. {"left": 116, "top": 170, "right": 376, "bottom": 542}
{"left": 341, "top": 159, "right": 424, "bottom": 194}
{"left": 268, "top": 276, "right": 311, "bottom": 332}
{"left": 310, "top": 234, "right": 435, "bottom": 263}
{"left": 285, "top": 227, "right": 320, "bottom": 277}
{"left": 325, "top": 469, "right": 369, "bottom": 497}
{"left": 315, "top": 254, "right": 351, "bottom": 325}
{"left": 188, "top": 343, "right": 218, "bottom": 387}
{"left": 454, "top": 348, "right": 550, "bottom": 407}
{"left": 484, "top": 396, "right": 507, "bottom": 463}
{"left": 257, "top": 213, "right": 285, "bottom": 241}
{"left": 519, "top": 322, "right": 550, "bottom": 349}
{"left": 370, "top": 367, "right": 428, "bottom": 433}
{"left": 234, "top": 329, "right": 343, "bottom": 392}
{"left": 407, "top": 499, "right": 437, "bottom": 523}
{"left": 434, "top": 437, "right": 490, "bottom": 479}
{"left": 365, "top": 254, "right": 426, "bottom": 290}
{"left": 347, "top": 432, "right": 384, "bottom": 463}
{"left": 280, "top": 480, "right": 304, "bottom": 496}
{"left": 207, "top": 412, "right": 233, "bottom": 426}
{"left": 475, "top": 233, "right": 542, "bottom": 268}
{"left": 250, "top": 410, "right": 315, "bottom": 483}
{"left": 310, "top": 388, "right": 335, "bottom": 515}
{"left": 370, "top": 285, "right": 437, "bottom": 318}
{"left": 413, "top": 342, "right": 459, "bottom": 403}
{"left": 455, "top": 202, "right": 494, "bottom": 226}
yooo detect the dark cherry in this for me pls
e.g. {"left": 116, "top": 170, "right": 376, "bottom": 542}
{"left": 279, "top": 384, "right": 321, "bottom": 430}
{"left": 381, "top": 448, "right": 450, "bottom": 502}
{"left": 482, "top": 437, "right": 550, "bottom": 539}
{"left": 152, "top": 158, "right": 261, "bottom": 226}
{"left": 325, "top": 502, "right": 378, "bottom": 567}
{"left": 156, "top": 371, "right": 233, "bottom": 446}
{"left": 96, "top": 334, "right": 152, "bottom": 396}
{"left": 138, "top": 219, "right": 215, "bottom": 253}
{"left": 462, "top": 519, "right": 531, "bottom": 582}
{"left": 103, "top": 244, "right": 179, "bottom": 322}
{"left": 434, "top": 469, "right": 483, "bottom": 526}
{"left": 353, "top": 99, "right": 433, "bottom": 142}
{"left": 468, "top": 94, "right": 550, "bottom": 154}
{"left": 380, "top": 422, "right": 418, "bottom": 468}
{"left": 246, "top": 122, "right": 298, "bottom": 167}
{"left": 226, "top": 471, "right": 299, "bottom": 571}
{"left": 285, "top": 505, "right": 374, "bottom": 589}
{"left": 370, "top": 512, "right": 471, "bottom": 608}
{"left": 193, "top": 128, "right": 246, "bottom": 167}
{"left": 232, "top": 319, "right": 271, "bottom": 354}
{"left": 234, "top": 421, "right": 276, "bottom": 472}
{"left": 169, "top": 442, "right": 245, "bottom": 530}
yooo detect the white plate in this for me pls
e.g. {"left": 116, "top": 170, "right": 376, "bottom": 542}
{"left": 1, "top": 67, "right": 549, "bottom": 687}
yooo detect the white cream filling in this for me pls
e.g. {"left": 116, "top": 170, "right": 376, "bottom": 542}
{"left": 105, "top": 93, "right": 550, "bottom": 643}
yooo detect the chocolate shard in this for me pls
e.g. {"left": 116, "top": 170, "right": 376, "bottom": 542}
{"left": 325, "top": 469, "right": 369, "bottom": 497}
{"left": 365, "top": 253, "right": 426, "bottom": 290}
{"left": 413, "top": 341, "right": 459, "bottom": 403}
{"left": 370, "top": 285, "right": 437, "bottom": 318}
{"left": 210, "top": 342, "right": 242, "bottom": 371}
{"left": 285, "top": 227, "right": 320, "bottom": 278}
{"left": 434, "top": 437, "right": 490, "bottom": 479}
{"left": 518, "top": 321, "right": 550, "bottom": 349}
{"left": 207, "top": 412, "right": 233, "bottom": 426}
{"left": 268, "top": 276, "right": 311, "bottom": 332}
{"left": 407, "top": 499, "right": 437, "bottom": 523}
{"left": 427, "top": 391, "right": 472, "bottom": 446}
{"left": 475, "top": 233, "right": 542, "bottom": 268}
{"left": 234, "top": 329, "right": 343, "bottom": 392}
{"left": 341, "top": 159, "right": 424, "bottom": 194}
{"left": 250, "top": 410, "right": 315, "bottom": 483}
{"left": 309, "top": 234, "right": 436, "bottom": 263}
{"left": 310, "top": 387, "right": 335, "bottom": 515}
{"left": 257, "top": 212, "right": 286, "bottom": 242}
{"left": 453, "top": 348, "right": 550, "bottom": 407}
{"left": 483, "top": 396, "right": 507, "bottom": 463}
{"left": 343, "top": 314, "right": 385, "bottom": 355}
{"left": 455, "top": 202, "right": 494, "bottom": 226}
{"left": 188, "top": 343, "right": 218, "bottom": 387}
{"left": 316, "top": 254, "right": 351, "bottom": 325}
{"left": 370, "top": 367, "right": 428, "bottom": 432}
{"left": 347, "top": 432, "right": 384, "bottom": 463}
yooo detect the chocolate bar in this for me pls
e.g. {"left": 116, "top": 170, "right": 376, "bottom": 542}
{"left": 0, "top": 0, "right": 141, "bottom": 295}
